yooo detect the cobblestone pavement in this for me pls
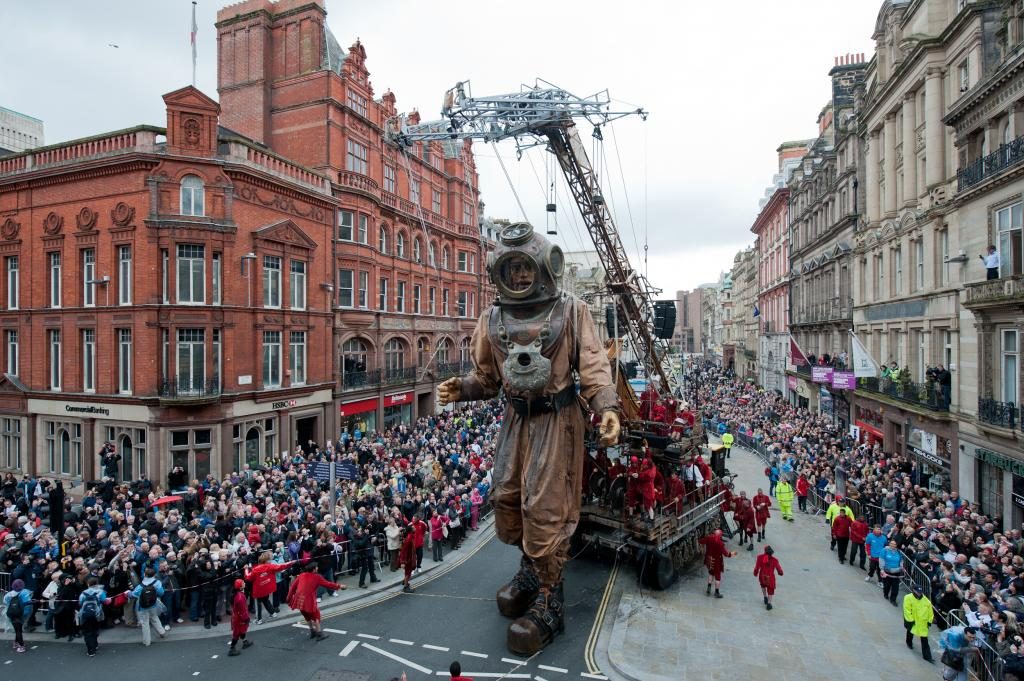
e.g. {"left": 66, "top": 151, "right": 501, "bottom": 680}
{"left": 601, "top": 438, "right": 936, "bottom": 681}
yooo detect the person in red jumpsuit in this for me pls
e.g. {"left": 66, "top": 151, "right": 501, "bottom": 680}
{"left": 832, "top": 510, "right": 853, "bottom": 565}
{"left": 245, "top": 551, "right": 294, "bottom": 623}
{"left": 848, "top": 515, "right": 869, "bottom": 571}
{"left": 751, "top": 488, "right": 772, "bottom": 542}
{"left": 624, "top": 456, "right": 642, "bottom": 518}
{"left": 287, "top": 562, "right": 346, "bottom": 640}
{"left": 229, "top": 579, "right": 253, "bottom": 656}
{"left": 752, "top": 545, "right": 783, "bottom": 610}
{"left": 733, "top": 491, "right": 756, "bottom": 550}
{"left": 399, "top": 526, "right": 417, "bottom": 593}
{"left": 637, "top": 457, "right": 658, "bottom": 522}
{"left": 795, "top": 474, "right": 810, "bottom": 514}
{"left": 698, "top": 529, "right": 736, "bottom": 598}
{"left": 664, "top": 470, "right": 686, "bottom": 515}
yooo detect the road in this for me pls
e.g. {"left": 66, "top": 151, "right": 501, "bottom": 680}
{"left": 5, "top": 529, "right": 617, "bottom": 681}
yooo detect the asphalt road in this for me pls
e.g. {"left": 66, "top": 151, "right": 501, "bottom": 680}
{"left": 3, "top": 532, "right": 617, "bottom": 681}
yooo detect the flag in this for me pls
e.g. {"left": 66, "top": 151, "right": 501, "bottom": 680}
{"left": 789, "top": 335, "right": 808, "bottom": 367}
{"left": 849, "top": 330, "right": 880, "bottom": 378}
{"left": 191, "top": 2, "right": 198, "bottom": 86}
{"left": 752, "top": 304, "right": 760, "bottom": 318}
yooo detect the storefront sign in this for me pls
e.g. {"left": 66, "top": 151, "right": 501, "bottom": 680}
{"left": 908, "top": 445, "right": 947, "bottom": 469}
{"left": 787, "top": 376, "right": 798, "bottom": 391}
{"left": 385, "top": 392, "right": 412, "bottom": 407}
{"left": 909, "top": 428, "right": 939, "bottom": 456}
{"left": 831, "top": 371, "right": 856, "bottom": 391}
{"left": 64, "top": 403, "right": 111, "bottom": 417}
{"left": 812, "top": 367, "right": 834, "bottom": 384}
{"left": 1013, "top": 476, "right": 1024, "bottom": 509}
{"left": 855, "top": 405, "right": 883, "bottom": 429}
{"left": 974, "top": 447, "right": 1024, "bottom": 477}
{"left": 270, "top": 399, "right": 297, "bottom": 410}
{"left": 339, "top": 398, "right": 377, "bottom": 417}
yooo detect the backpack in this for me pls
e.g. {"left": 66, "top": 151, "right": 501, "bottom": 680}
{"left": 79, "top": 592, "right": 103, "bottom": 622}
{"left": 139, "top": 582, "right": 158, "bottom": 609}
{"left": 6, "top": 594, "right": 24, "bottom": 621}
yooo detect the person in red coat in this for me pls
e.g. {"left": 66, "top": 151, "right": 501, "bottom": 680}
{"left": 752, "top": 545, "right": 783, "bottom": 610}
{"left": 624, "top": 456, "right": 643, "bottom": 518}
{"left": 411, "top": 514, "right": 428, "bottom": 574}
{"left": 229, "top": 579, "right": 253, "bottom": 656}
{"left": 733, "top": 492, "right": 756, "bottom": 550}
{"left": 698, "top": 529, "right": 736, "bottom": 598}
{"left": 848, "top": 515, "right": 869, "bottom": 570}
{"left": 245, "top": 551, "right": 294, "bottom": 623}
{"left": 399, "top": 526, "right": 417, "bottom": 593}
{"left": 832, "top": 511, "right": 853, "bottom": 565}
{"left": 637, "top": 457, "right": 657, "bottom": 522}
{"left": 751, "top": 488, "right": 771, "bottom": 542}
{"left": 287, "top": 562, "right": 346, "bottom": 640}
{"left": 795, "top": 474, "right": 810, "bottom": 514}
{"left": 664, "top": 471, "right": 686, "bottom": 515}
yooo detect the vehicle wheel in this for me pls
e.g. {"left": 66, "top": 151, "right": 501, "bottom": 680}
{"left": 639, "top": 550, "right": 677, "bottom": 590}
{"left": 607, "top": 477, "right": 626, "bottom": 511}
{"left": 588, "top": 471, "right": 608, "bottom": 503}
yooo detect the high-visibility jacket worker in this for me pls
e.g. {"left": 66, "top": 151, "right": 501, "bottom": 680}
{"left": 721, "top": 432, "right": 734, "bottom": 459}
{"left": 902, "top": 586, "right": 935, "bottom": 662}
{"left": 774, "top": 479, "right": 795, "bottom": 521}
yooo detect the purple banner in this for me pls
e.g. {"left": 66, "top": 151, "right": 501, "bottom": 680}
{"left": 787, "top": 376, "right": 798, "bottom": 390}
{"left": 831, "top": 371, "right": 856, "bottom": 391}
{"left": 811, "top": 367, "right": 834, "bottom": 384}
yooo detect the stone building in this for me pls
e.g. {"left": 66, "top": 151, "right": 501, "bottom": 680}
{"left": 563, "top": 251, "right": 609, "bottom": 343}
{"left": 0, "top": 0, "right": 489, "bottom": 486}
{"left": 674, "top": 289, "right": 703, "bottom": 356}
{"left": 730, "top": 247, "right": 759, "bottom": 382}
{"left": 701, "top": 283, "right": 721, "bottom": 363}
{"left": 0, "top": 106, "right": 43, "bottom": 154}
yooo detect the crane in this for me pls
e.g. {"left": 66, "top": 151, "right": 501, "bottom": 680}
{"left": 386, "top": 80, "right": 679, "bottom": 399}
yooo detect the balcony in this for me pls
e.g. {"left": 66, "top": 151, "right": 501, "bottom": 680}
{"left": 978, "top": 398, "right": 1017, "bottom": 430}
{"left": 791, "top": 297, "right": 853, "bottom": 325}
{"left": 437, "top": 360, "right": 472, "bottom": 380}
{"left": 957, "top": 135, "right": 1024, "bottom": 193}
{"left": 963, "top": 275, "right": 1024, "bottom": 309}
{"left": 384, "top": 366, "right": 419, "bottom": 385}
{"left": 158, "top": 376, "right": 221, "bottom": 405}
{"left": 342, "top": 369, "right": 382, "bottom": 391}
{"left": 857, "top": 377, "right": 948, "bottom": 412}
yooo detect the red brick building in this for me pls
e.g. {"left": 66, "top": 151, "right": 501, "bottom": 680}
{"left": 0, "top": 0, "right": 491, "bottom": 487}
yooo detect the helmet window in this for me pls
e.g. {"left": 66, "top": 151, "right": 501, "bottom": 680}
{"left": 497, "top": 254, "right": 538, "bottom": 297}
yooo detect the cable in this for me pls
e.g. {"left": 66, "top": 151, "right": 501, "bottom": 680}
{"left": 490, "top": 141, "right": 529, "bottom": 222}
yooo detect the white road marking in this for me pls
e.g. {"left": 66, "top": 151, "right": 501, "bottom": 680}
{"left": 538, "top": 665, "right": 568, "bottom": 673}
{"left": 192, "top": 673, "right": 201, "bottom": 677}
{"left": 502, "top": 657, "right": 528, "bottom": 665}
{"left": 580, "top": 674, "right": 608, "bottom": 680}
{"left": 448, "top": 675, "right": 531, "bottom": 679}
{"left": 423, "top": 644, "right": 450, "bottom": 652}
{"left": 29, "top": 646, "right": 37, "bottom": 650}
{"left": 361, "top": 642, "right": 432, "bottom": 674}
{"left": 4, "top": 660, "right": 11, "bottom": 665}
{"left": 536, "top": 676, "right": 550, "bottom": 681}
{"left": 389, "top": 638, "right": 414, "bottom": 645}
{"left": 211, "top": 654, "right": 219, "bottom": 659}
{"left": 324, "top": 628, "right": 347, "bottom": 635}
{"left": 356, "top": 633, "right": 380, "bottom": 640}
{"left": 291, "top": 623, "right": 306, "bottom": 629}
{"left": 339, "top": 640, "right": 360, "bottom": 657}
{"left": 461, "top": 650, "right": 488, "bottom": 658}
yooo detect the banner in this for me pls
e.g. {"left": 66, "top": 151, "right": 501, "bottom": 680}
{"left": 787, "top": 375, "right": 798, "bottom": 390}
{"left": 831, "top": 371, "right": 856, "bottom": 390}
{"left": 850, "top": 330, "right": 880, "bottom": 378}
{"left": 811, "top": 367, "right": 834, "bottom": 384}
{"left": 789, "top": 336, "right": 808, "bottom": 367}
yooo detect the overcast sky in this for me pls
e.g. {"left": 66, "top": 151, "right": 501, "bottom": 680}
{"left": 4, "top": 0, "right": 881, "bottom": 294}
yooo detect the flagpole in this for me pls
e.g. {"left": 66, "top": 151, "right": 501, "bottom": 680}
{"left": 191, "top": 2, "right": 198, "bottom": 87}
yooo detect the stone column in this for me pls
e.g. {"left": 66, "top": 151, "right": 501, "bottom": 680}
{"left": 902, "top": 93, "right": 918, "bottom": 205}
{"left": 925, "top": 68, "right": 946, "bottom": 188}
{"left": 866, "top": 129, "right": 880, "bottom": 223}
{"left": 884, "top": 113, "right": 898, "bottom": 214}
{"left": 1011, "top": 102, "right": 1024, "bottom": 140}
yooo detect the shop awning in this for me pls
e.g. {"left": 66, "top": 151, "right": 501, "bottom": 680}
{"left": 339, "top": 397, "right": 377, "bottom": 417}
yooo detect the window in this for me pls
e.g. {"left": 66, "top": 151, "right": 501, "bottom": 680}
{"left": 1003, "top": 329, "right": 1019, "bottom": 406}
{"left": 347, "top": 90, "right": 368, "bottom": 117}
{"left": 290, "top": 331, "right": 306, "bottom": 386}
{"left": 943, "top": 330, "right": 954, "bottom": 370}
{"left": 177, "top": 244, "right": 205, "bottom": 304}
{"left": 118, "top": 328, "right": 132, "bottom": 394}
{"left": 46, "top": 422, "right": 82, "bottom": 476}
{"left": 290, "top": 260, "right": 306, "bottom": 310}
{"left": 959, "top": 58, "right": 970, "bottom": 93}
{"left": 442, "top": 288, "right": 449, "bottom": 316}
{"left": 180, "top": 175, "right": 205, "bottom": 216}
{"left": 232, "top": 418, "right": 276, "bottom": 472}
{"left": 358, "top": 271, "right": 368, "bottom": 308}
{"left": 463, "top": 201, "right": 473, "bottom": 225}
{"left": 5, "top": 330, "right": 16, "bottom": 377}
{"left": 161, "top": 249, "right": 169, "bottom": 303}
{"left": 413, "top": 284, "right": 421, "bottom": 314}
{"left": 338, "top": 269, "right": 354, "bottom": 307}
{"left": 915, "top": 240, "right": 924, "bottom": 290}
{"left": 422, "top": 144, "right": 431, "bottom": 165}
{"left": 469, "top": 253, "right": 476, "bottom": 274}
{"left": 212, "top": 328, "right": 221, "bottom": 391}
{"left": 5, "top": 256, "right": 16, "bottom": 310}
{"left": 81, "top": 249, "right": 96, "bottom": 307}
{"left": 82, "top": 329, "right": 95, "bottom": 392}
{"left": 162, "top": 329, "right": 169, "bottom": 382}
{"left": 263, "top": 330, "right": 281, "bottom": 388}
{"left": 338, "top": 210, "right": 354, "bottom": 241}
{"left": 263, "top": 255, "right": 281, "bottom": 308}
{"left": 457, "top": 251, "right": 468, "bottom": 272}
{"left": 429, "top": 243, "right": 436, "bottom": 267}
{"left": 460, "top": 337, "right": 471, "bottom": 363}
{"left": 169, "top": 428, "right": 211, "bottom": 480}
{"left": 417, "top": 338, "right": 430, "bottom": 366}
{"left": 383, "top": 164, "right": 396, "bottom": 193}
{"left": 457, "top": 291, "right": 467, "bottom": 317}
{"left": 379, "top": 277, "right": 388, "bottom": 311}
{"left": 413, "top": 238, "right": 422, "bottom": 263}
{"left": 118, "top": 246, "right": 132, "bottom": 305}
{"left": 996, "top": 202, "right": 1023, "bottom": 277}
{"left": 437, "top": 338, "right": 452, "bottom": 364}
{"left": 442, "top": 247, "right": 450, "bottom": 270}
{"left": 429, "top": 286, "right": 437, "bottom": 315}
{"left": 49, "top": 329, "right": 61, "bottom": 390}
{"left": 211, "top": 252, "right": 221, "bottom": 305}
{"left": 342, "top": 339, "right": 368, "bottom": 376}
{"left": 432, "top": 189, "right": 442, "bottom": 214}
{"left": 177, "top": 328, "right": 205, "bottom": 394}
{"left": 940, "top": 229, "right": 950, "bottom": 285}
{"left": 396, "top": 232, "right": 406, "bottom": 258}
{"left": 2, "top": 418, "right": 20, "bottom": 470}
{"left": 346, "top": 139, "right": 368, "bottom": 175}
{"left": 396, "top": 281, "right": 406, "bottom": 313}
{"left": 384, "top": 338, "right": 405, "bottom": 372}
{"left": 410, "top": 177, "right": 420, "bottom": 205}
{"left": 894, "top": 247, "right": 902, "bottom": 295}
{"left": 876, "top": 252, "right": 885, "bottom": 300}
{"left": 49, "top": 252, "right": 61, "bottom": 308}
{"left": 358, "top": 214, "right": 368, "bottom": 244}
{"left": 379, "top": 225, "right": 388, "bottom": 253}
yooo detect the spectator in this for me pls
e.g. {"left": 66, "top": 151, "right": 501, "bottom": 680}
{"left": 3, "top": 578, "right": 32, "bottom": 653}
{"left": 979, "top": 245, "right": 1001, "bottom": 280}
{"left": 77, "top": 575, "right": 111, "bottom": 657}
{"left": 131, "top": 565, "right": 166, "bottom": 646}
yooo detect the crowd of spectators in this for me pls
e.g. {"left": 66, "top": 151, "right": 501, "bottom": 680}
{"left": 685, "top": 360, "right": 1024, "bottom": 677}
{"left": 0, "top": 402, "right": 500, "bottom": 651}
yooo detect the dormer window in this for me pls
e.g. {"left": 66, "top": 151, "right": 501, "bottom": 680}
{"left": 180, "top": 175, "right": 205, "bottom": 216}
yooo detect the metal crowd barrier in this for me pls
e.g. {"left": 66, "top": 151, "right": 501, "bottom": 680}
{"left": 0, "top": 571, "right": 8, "bottom": 595}
{"left": 946, "top": 608, "right": 1004, "bottom": 681}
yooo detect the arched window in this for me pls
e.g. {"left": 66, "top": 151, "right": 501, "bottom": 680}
{"left": 459, "top": 337, "right": 471, "bottom": 364}
{"left": 436, "top": 337, "right": 452, "bottom": 364}
{"left": 442, "top": 246, "right": 450, "bottom": 270}
{"left": 342, "top": 339, "right": 369, "bottom": 374}
{"left": 384, "top": 338, "right": 406, "bottom": 373}
{"left": 244, "top": 427, "right": 262, "bottom": 469}
{"left": 417, "top": 337, "right": 430, "bottom": 367}
{"left": 396, "top": 232, "right": 406, "bottom": 258}
{"left": 379, "top": 225, "right": 388, "bottom": 254}
{"left": 428, "top": 243, "right": 437, "bottom": 267}
{"left": 413, "top": 238, "right": 422, "bottom": 263}
{"left": 180, "top": 175, "right": 205, "bottom": 216}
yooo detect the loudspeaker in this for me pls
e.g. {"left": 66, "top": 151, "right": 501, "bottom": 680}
{"left": 653, "top": 301, "right": 677, "bottom": 340}
{"left": 605, "top": 304, "right": 627, "bottom": 339}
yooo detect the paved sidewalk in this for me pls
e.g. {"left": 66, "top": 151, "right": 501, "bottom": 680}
{"left": 2, "top": 516, "right": 495, "bottom": 646}
{"left": 601, "top": 440, "right": 935, "bottom": 681}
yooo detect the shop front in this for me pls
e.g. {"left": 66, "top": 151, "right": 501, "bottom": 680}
{"left": 959, "top": 437, "right": 1024, "bottom": 527}
{"left": 813, "top": 368, "right": 854, "bottom": 430}
{"left": 853, "top": 402, "right": 884, "bottom": 447}
{"left": 789, "top": 373, "right": 816, "bottom": 411}
{"left": 383, "top": 391, "right": 414, "bottom": 429}
{"left": 339, "top": 396, "right": 378, "bottom": 440}
{"left": 906, "top": 427, "right": 952, "bottom": 493}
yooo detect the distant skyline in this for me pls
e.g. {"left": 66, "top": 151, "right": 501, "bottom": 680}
{"left": 3, "top": 0, "right": 882, "bottom": 294}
